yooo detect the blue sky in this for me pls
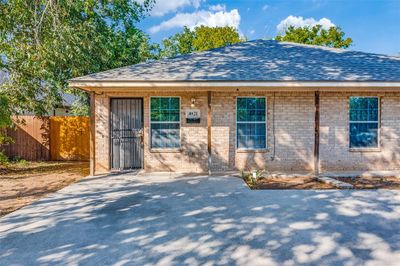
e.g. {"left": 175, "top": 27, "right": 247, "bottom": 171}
{"left": 138, "top": 0, "right": 400, "bottom": 55}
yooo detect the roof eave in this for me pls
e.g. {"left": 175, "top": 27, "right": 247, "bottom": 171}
{"left": 68, "top": 80, "right": 400, "bottom": 91}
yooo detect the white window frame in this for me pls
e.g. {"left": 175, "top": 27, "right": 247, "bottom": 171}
{"left": 149, "top": 96, "right": 181, "bottom": 150}
{"left": 349, "top": 96, "right": 380, "bottom": 150}
{"left": 236, "top": 96, "right": 267, "bottom": 150}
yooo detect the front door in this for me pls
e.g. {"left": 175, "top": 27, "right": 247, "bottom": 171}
{"left": 110, "top": 98, "right": 143, "bottom": 170}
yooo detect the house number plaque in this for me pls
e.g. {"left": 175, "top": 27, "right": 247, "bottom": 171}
{"left": 185, "top": 109, "right": 201, "bottom": 123}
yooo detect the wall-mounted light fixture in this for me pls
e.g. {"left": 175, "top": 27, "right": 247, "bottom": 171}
{"left": 191, "top": 98, "right": 196, "bottom": 108}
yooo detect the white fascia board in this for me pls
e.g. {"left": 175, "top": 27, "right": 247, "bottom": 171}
{"left": 68, "top": 80, "right": 400, "bottom": 90}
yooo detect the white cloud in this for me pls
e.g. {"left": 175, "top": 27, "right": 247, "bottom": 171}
{"left": 262, "top": 5, "right": 269, "bottom": 11}
{"left": 209, "top": 4, "right": 226, "bottom": 12}
{"left": 145, "top": 0, "right": 203, "bottom": 17}
{"left": 276, "top": 15, "right": 335, "bottom": 34}
{"left": 249, "top": 29, "right": 255, "bottom": 35}
{"left": 149, "top": 9, "right": 241, "bottom": 33}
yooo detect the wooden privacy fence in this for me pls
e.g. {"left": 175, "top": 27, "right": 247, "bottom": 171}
{"left": 3, "top": 116, "right": 89, "bottom": 161}
{"left": 3, "top": 116, "right": 50, "bottom": 161}
{"left": 50, "top": 117, "right": 90, "bottom": 161}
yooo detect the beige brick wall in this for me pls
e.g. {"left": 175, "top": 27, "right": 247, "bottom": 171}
{"left": 211, "top": 91, "right": 315, "bottom": 172}
{"left": 320, "top": 92, "right": 400, "bottom": 171}
{"left": 94, "top": 94, "right": 110, "bottom": 174}
{"left": 143, "top": 92, "right": 208, "bottom": 172}
{"left": 93, "top": 89, "right": 400, "bottom": 174}
{"left": 94, "top": 91, "right": 208, "bottom": 174}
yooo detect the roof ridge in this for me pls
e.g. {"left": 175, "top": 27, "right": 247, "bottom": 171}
{"left": 69, "top": 39, "right": 400, "bottom": 83}
{"left": 68, "top": 40, "right": 259, "bottom": 82}
{"left": 277, "top": 40, "right": 399, "bottom": 59}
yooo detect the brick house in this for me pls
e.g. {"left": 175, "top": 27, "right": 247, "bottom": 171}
{"left": 69, "top": 40, "right": 400, "bottom": 176}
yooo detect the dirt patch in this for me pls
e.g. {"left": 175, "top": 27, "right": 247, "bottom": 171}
{"left": 245, "top": 176, "right": 336, "bottom": 189}
{"left": 333, "top": 176, "right": 400, "bottom": 189}
{"left": 242, "top": 174, "right": 400, "bottom": 190}
{"left": 0, "top": 161, "right": 89, "bottom": 216}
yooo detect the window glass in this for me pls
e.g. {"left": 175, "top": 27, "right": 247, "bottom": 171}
{"left": 237, "top": 97, "right": 266, "bottom": 149}
{"left": 150, "top": 97, "right": 180, "bottom": 148}
{"left": 349, "top": 97, "right": 379, "bottom": 148}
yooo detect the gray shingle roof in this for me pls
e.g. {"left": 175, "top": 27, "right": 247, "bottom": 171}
{"left": 71, "top": 40, "right": 400, "bottom": 82}
{"left": 60, "top": 93, "right": 77, "bottom": 107}
{"left": 0, "top": 70, "right": 8, "bottom": 84}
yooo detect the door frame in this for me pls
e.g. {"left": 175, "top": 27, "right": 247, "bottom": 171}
{"left": 109, "top": 97, "right": 144, "bottom": 170}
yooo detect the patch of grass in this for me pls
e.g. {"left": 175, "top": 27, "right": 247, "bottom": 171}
{"left": 0, "top": 152, "right": 9, "bottom": 165}
{"left": 0, "top": 161, "right": 89, "bottom": 178}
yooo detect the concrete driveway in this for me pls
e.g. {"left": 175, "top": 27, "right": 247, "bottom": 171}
{"left": 0, "top": 173, "right": 400, "bottom": 266}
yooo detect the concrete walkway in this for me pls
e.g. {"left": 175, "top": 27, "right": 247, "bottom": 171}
{"left": 0, "top": 172, "right": 400, "bottom": 266}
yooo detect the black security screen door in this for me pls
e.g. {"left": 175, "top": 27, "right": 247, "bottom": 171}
{"left": 110, "top": 98, "right": 143, "bottom": 170}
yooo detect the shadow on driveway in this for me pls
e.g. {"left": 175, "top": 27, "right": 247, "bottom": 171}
{"left": 0, "top": 172, "right": 400, "bottom": 265}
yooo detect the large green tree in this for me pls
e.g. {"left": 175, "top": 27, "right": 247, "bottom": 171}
{"left": 0, "top": 93, "right": 12, "bottom": 162}
{"left": 0, "top": 0, "right": 156, "bottom": 115}
{"left": 0, "top": 93, "right": 12, "bottom": 132}
{"left": 158, "top": 26, "right": 244, "bottom": 58}
{"left": 275, "top": 25, "right": 353, "bottom": 49}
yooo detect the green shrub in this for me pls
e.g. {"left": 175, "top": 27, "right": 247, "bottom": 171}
{"left": 9, "top": 156, "right": 28, "bottom": 166}
{"left": 17, "top": 159, "right": 28, "bottom": 167}
{"left": 241, "top": 169, "right": 265, "bottom": 188}
{"left": 0, "top": 151, "right": 9, "bottom": 165}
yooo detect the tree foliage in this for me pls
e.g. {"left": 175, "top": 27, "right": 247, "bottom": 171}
{"left": 69, "top": 95, "right": 90, "bottom": 116}
{"left": 0, "top": 93, "right": 12, "bottom": 161}
{"left": 158, "top": 26, "right": 244, "bottom": 58}
{"left": 0, "top": 0, "right": 156, "bottom": 115}
{"left": 275, "top": 25, "right": 353, "bottom": 49}
{"left": 193, "top": 26, "right": 244, "bottom": 52}
{"left": 158, "top": 27, "right": 196, "bottom": 58}
{"left": 0, "top": 93, "right": 12, "bottom": 130}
